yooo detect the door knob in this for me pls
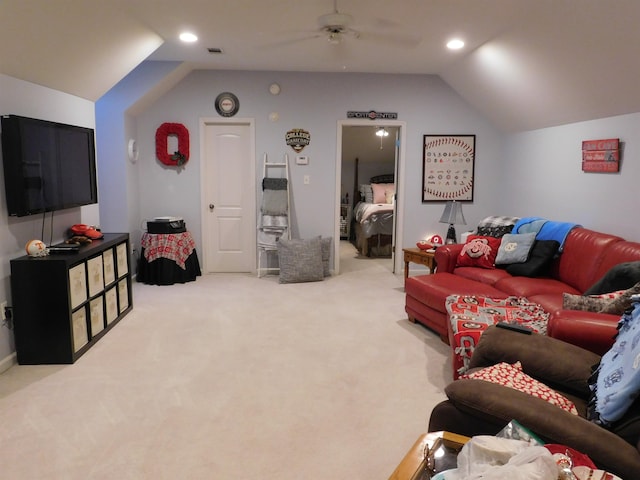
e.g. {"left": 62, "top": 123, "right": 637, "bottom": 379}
{"left": 209, "top": 204, "right": 215, "bottom": 211}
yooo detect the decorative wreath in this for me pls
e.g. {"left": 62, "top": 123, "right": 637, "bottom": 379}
{"left": 155, "top": 123, "right": 190, "bottom": 167}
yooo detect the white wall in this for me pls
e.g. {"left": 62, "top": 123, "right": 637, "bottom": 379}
{"left": 133, "top": 68, "right": 505, "bottom": 256}
{"left": 95, "top": 60, "right": 184, "bottom": 253}
{"left": 503, "top": 112, "right": 640, "bottom": 241}
{"left": 0, "top": 74, "right": 96, "bottom": 368}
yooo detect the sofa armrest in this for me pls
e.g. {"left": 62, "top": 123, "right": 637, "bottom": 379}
{"left": 547, "top": 310, "right": 619, "bottom": 356}
{"left": 434, "top": 244, "right": 464, "bottom": 273}
{"left": 445, "top": 379, "right": 640, "bottom": 479}
{"left": 469, "top": 325, "right": 600, "bottom": 397}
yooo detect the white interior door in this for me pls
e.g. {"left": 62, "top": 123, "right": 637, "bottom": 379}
{"left": 201, "top": 119, "right": 255, "bottom": 273}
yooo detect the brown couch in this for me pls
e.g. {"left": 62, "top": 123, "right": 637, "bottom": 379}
{"left": 405, "top": 227, "right": 640, "bottom": 355}
{"left": 427, "top": 325, "right": 640, "bottom": 479}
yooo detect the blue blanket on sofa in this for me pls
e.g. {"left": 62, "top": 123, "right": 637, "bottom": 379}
{"left": 514, "top": 217, "right": 580, "bottom": 251}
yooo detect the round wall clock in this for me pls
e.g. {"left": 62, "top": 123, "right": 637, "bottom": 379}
{"left": 215, "top": 92, "right": 240, "bottom": 117}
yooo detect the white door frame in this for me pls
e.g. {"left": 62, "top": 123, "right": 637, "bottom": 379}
{"left": 334, "top": 119, "right": 406, "bottom": 274}
{"left": 199, "top": 117, "right": 256, "bottom": 273}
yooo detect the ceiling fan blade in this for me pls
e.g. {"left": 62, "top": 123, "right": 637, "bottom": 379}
{"left": 259, "top": 32, "right": 322, "bottom": 49}
{"left": 357, "top": 29, "right": 421, "bottom": 48}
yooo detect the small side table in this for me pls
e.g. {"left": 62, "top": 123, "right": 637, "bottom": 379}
{"left": 403, "top": 247, "right": 437, "bottom": 281}
{"left": 388, "top": 431, "right": 469, "bottom": 480}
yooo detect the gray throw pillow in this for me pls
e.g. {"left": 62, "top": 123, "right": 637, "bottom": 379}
{"left": 277, "top": 237, "right": 324, "bottom": 283}
{"left": 495, "top": 232, "right": 536, "bottom": 265}
{"left": 321, "top": 236, "right": 331, "bottom": 277}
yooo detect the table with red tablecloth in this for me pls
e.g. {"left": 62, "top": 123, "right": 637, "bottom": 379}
{"left": 137, "top": 231, "right": 201, "bottom": 285}
{"left": 446, "top": 295, "right": 549, "bottom": 379}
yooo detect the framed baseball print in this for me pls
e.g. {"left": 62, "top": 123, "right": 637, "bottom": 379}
{"left": 422, "top": 134, "right": 475, "bottom": 202}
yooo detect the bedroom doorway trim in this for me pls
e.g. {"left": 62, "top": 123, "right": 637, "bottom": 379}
{"left": 335, "top": 119, "right": 407, "bottom": 275}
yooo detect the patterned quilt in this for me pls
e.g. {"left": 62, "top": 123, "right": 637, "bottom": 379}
{"left": 446, "top": 295, "right": 549, "bottom": 378}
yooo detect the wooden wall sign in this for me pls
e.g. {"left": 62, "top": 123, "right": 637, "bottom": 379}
{"left": 582, "top": 138, "right": 620, "bottom": 172}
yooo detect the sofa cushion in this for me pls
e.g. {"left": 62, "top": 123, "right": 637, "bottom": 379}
{"left": 405, "top": 273, "right": 506, "bottom": 310}
{"left": 555, "top": 228, "right": 624, "bottom": 293}
{"left": 495, "top": 232, "right": 537, "bottom": 265}
{"left": 495, "top": 276, "right": 580, "bottom": 298}
{"left": 505, "top": 240, "right": 559, "bottom": 277}
{"left": 453, "top": 266, "right": 512, "bottom": 286}
{"left": 456, "top": 235, "right": 502, "bottom": 269}
{"left": 461, "top": 361, "right": 578, "bottom": 414}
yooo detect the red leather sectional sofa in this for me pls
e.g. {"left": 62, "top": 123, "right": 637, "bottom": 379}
{"left": 405, "top": 227, "right": 640, "bottom": 355}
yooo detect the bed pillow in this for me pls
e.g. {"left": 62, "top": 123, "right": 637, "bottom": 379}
{"left": 506, "top": 240, "right": 559, "bottom": 277}
{"left": 371, "top": 183, "right": 394, "bottom": 204}
{"left": 385, "top": 190, "right": 395, "bottom": 204}
{"left": 359, "top": 184, "right": 374, "bottom": 203}
{"left": 460, "top": 361, "right": 578, "bottom": 415}
{"left": 277, "top": 237, "right": 324, "bottom": 283}
{"left": 495, "top": 232, "right": 536, "bottom": 265}
{"left": 456, "top": 235, "right": 502, "bottom": 269}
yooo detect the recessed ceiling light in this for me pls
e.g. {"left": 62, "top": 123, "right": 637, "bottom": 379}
{"left": 179, "top": 32, "right": 198, "bottom": 43}
{"left": 447, "top": 39, "right": 465, "bottom": 50}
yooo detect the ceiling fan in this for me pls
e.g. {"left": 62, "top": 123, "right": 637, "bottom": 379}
{"left": 317, "top": 0, "right": 360, "bottom": 44}
{"left": 268, "top": 0, "right": 420, "bottom": 49}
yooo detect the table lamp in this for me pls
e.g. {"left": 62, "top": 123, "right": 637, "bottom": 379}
{"left": 439, "top": 200, "right": 466, "bottom": 244}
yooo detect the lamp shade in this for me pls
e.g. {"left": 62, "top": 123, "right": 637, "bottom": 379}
{"left": 439, "top": 201, "right": 466, "bottom": 226}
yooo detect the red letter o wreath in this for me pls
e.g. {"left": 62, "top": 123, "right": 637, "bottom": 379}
{"left": 156, "top": 123, "right": 190, "bottom": 166}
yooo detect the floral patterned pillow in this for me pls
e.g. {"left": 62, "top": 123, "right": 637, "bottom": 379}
{"left": 461, "top": 361, "right": 578, "bottom": 415}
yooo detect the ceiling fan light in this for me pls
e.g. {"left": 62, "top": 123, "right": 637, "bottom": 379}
{"left": 328, "top": 32, "right": 343, "bottom": 44}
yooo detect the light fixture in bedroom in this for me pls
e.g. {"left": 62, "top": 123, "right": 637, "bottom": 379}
{"left": 376, "top": 127, "right": 389, "bottom": 149}
{"left": 439, "top": 200, "right": 466, "bottom": 244}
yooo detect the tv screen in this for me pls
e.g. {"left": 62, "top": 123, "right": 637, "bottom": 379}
{"left": 1, "top": 115, "right": 98, "bottom": 217}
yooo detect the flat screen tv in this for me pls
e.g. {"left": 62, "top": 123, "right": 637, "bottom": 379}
{"left": 1, "top": 114, "right": 98, "bottom": 217}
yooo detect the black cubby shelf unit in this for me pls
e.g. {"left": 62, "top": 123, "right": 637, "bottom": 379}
{"left": 10, "top": 233, "right": 133, "bottom": 364}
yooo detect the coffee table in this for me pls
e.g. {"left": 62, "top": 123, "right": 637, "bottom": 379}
{"left": 388, "top": 431, "right": 469, "bottom": 480}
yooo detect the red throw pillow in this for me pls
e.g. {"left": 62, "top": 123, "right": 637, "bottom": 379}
{"left": 456, "top": 235, "right": 502, "bottom": 269}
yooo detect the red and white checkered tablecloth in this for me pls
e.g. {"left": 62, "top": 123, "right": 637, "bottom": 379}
{"left": 141, "top": 232, "right": 196, "bottom": 269}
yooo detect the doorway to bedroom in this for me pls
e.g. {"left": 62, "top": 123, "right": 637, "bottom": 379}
{"left": 335, "top": 120, "right": 406, "bottom": 275}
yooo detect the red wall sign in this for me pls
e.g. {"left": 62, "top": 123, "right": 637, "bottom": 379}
{"left": 582, "top": 138, "right": 619, "bottom": 172}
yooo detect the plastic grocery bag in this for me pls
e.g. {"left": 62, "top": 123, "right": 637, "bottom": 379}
{"left": 446, "top": 436, "right": 558, "bottom": 480}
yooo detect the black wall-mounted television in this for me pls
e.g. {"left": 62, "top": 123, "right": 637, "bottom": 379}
{"left": 1, "top": 115, "right": 98, "bottom": 217}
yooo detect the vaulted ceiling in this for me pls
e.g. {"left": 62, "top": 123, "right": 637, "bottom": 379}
{"left": 2, "top": 0, "right": 639, "bottom": 132}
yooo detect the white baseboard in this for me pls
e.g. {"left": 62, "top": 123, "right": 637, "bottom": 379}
{"left": 0, "top": 352, "right": 17, "bottom": 374}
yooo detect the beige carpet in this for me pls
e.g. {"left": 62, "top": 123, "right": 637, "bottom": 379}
{"left": 0, "top": 241, "right": 451, "bottom": 479}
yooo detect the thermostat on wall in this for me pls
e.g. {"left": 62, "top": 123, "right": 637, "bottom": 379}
{"left": 296, "top": 155, "right": 309, "bottom": 165}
